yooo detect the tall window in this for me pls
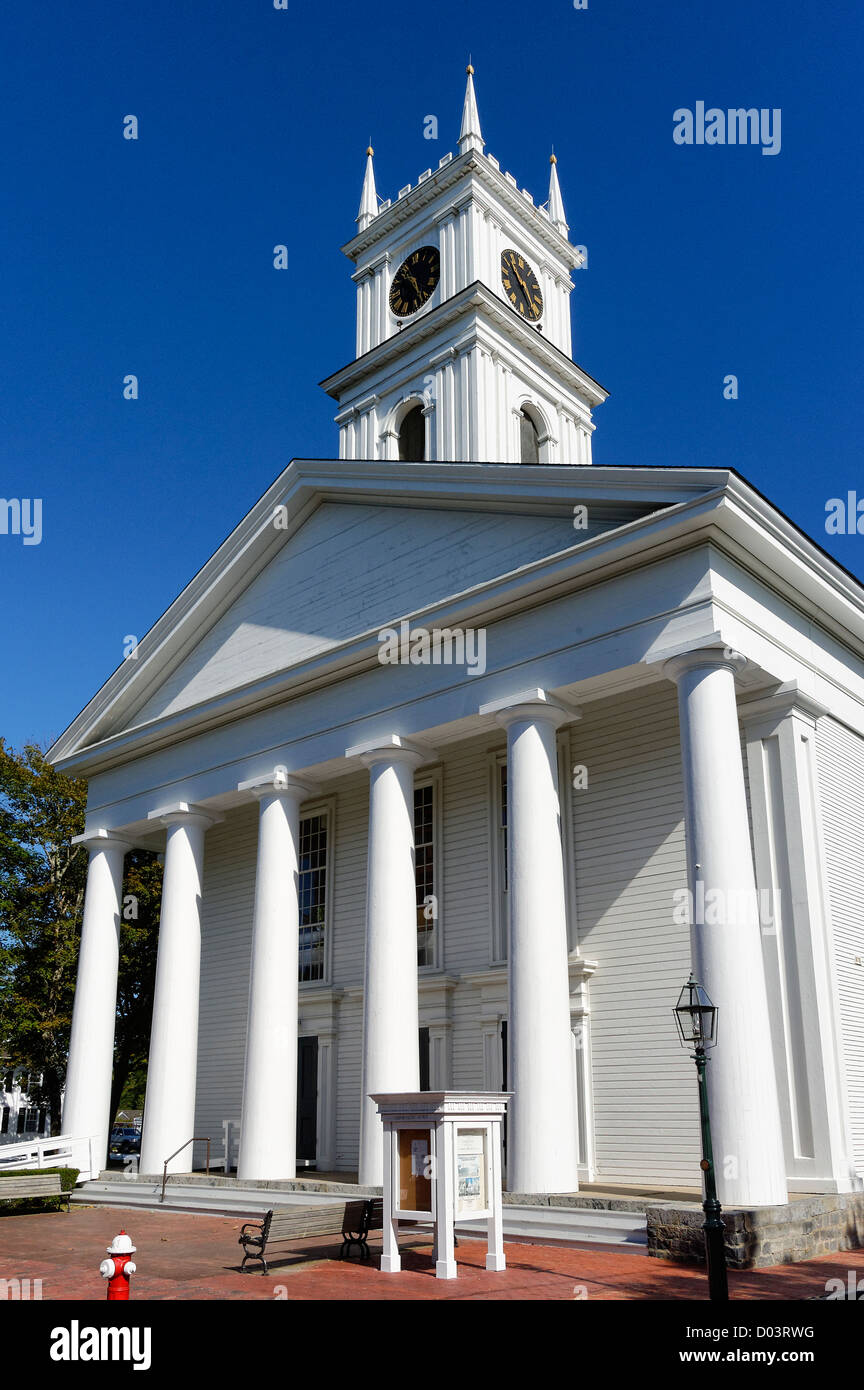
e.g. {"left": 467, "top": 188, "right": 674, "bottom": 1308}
{"left": 520, "top": 407, "right": 540, "bottom": 464}
{"left": 399, "top": 404, "right": 425, "bottom": 461}
{"left": 298, "top": 813, "right": 328, "bottom": 982}
{"left": 414, "top": 782, "right": 436, "bottom": 967}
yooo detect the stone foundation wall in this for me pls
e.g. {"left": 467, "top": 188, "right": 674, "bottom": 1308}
{"left": 647, "top": 1193, "right": 864, "bottom": 1269}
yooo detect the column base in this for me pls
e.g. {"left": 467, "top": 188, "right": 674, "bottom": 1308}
{"left": 486, "top": 1252, "right": 506, "bottom": 1272}
{"left": 436, "top": 1259, "right": 458, "bottom": 1280}
{"left": 380, "top": 1253, "right": 402, "bottom": 1274}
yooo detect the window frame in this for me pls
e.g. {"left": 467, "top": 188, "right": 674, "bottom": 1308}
{"left": 297, "top": 796, "right": 336, "bottom": 988}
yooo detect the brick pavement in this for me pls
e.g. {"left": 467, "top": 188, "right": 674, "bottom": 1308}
{"left": 0, "top": 1205, "right": 856, "bottom": 1300}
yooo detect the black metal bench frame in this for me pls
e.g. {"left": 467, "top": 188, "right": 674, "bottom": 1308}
{"left": 338, "top": 1198, "right": 382, "bottom": 1262}
{"left": 238, "top": 1198, "right": 383, "bottom": 1274}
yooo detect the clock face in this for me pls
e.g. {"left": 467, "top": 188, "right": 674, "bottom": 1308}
{"left": 389, "top": 245, "right": 440, "bottom": 317}
{"left": 501, "top": 248, "right": 543, "bottom": 321}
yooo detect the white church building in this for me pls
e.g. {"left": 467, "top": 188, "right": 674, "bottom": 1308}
{"left": 51, "top": 71, "right": 864, "bottom": 1211}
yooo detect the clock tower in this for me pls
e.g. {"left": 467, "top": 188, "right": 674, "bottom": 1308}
{"left": 321, "top": 67, "right": 608, "bottom": 466}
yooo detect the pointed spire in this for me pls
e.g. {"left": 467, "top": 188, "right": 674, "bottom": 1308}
{"left": 547, "top": 152, "right": 568, "bottom": 235}
{"left": 356, "top": 144, "right": 378, "bottom": 231}
{"left": 458, "top": 63, "right": 484, "bottom": 154}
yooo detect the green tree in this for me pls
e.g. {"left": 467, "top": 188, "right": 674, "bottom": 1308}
{"left": 0, "top": 740, "right": 160, "bottom": 1132}
{"left": 109, "top": 851, "right": 161, "bottom": 1124}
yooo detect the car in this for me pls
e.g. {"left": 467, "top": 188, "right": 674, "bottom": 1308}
{"left": 109, "top": 1126, "right": 141, "bottom": 1156}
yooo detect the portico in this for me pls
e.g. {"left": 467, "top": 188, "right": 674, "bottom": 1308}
{"left": 53, "top": 460, "right": 864, "bottom": 1209}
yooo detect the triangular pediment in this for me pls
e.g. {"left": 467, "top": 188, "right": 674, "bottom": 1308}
{"left": 47, "top": 460, "right": 729, "bottom": 767}
{"left": 130, "top": 498, "right": 660, "bottom": 727}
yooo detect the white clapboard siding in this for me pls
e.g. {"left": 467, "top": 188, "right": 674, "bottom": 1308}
{"left": 133, "top": 502, "right": 653, "bottom": 726}
{"left": 194, "top": 806, "right": 258, "bottom": 1150}
{"left": 330, "top": 770, "right": 368, "bottom": 1169}
{"left": 570, "top": 683, "right": 702, "bottom": 1186}
{"left": 439, "top": 734, "right": 502, "bottom": 1091}
{"left": 816, "top": 717, "right": 864, "bottom": 1174}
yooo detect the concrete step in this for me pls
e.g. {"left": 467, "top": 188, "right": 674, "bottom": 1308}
{"left": 72, "top": 1180, "right": 347, "bottom": 1217}
{"left": 466, "top": 1203, "right": 647, "bottom": 1248}
{"left": 74, "top": 1180, "right": 647, "bottom": 1246}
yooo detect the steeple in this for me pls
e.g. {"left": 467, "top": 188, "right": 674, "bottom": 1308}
{"left": 356, "top": 145, "right": 378, "bottom": 231}
{"left": 325, "top": 68, "right": 607, "bottom": 466}
{"left": 547, "top": 153, "right": 568, "bottom": 236}
{"left": 458, "top": 63, "right": 484, "bottom": 155}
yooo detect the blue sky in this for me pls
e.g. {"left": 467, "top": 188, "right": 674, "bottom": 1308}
{"left": 1, "top": 0, "right": 862, "bottom": 751}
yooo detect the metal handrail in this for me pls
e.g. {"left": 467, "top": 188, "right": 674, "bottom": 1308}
{"left": 160, "top": 1136, "right": 210, "bottom": 1202}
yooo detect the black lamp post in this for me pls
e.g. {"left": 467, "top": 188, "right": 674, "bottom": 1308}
{"left": 674, "top": 974, "right": 729, "bottom": 1302}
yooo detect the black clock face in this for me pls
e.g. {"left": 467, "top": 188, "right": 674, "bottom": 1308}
{"left": 501, "top": 248, "right": 543, "bottom": 321}
{"left": 389, "top": 245, "right": 440, "bottom": 317}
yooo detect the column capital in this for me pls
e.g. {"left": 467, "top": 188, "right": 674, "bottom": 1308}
{"left": 146, "top": 801, "right": 224, "bottom": 830}
{"left": 479, "top": 687, "right": 581, "bottom": 730}
{"left": 345, "top": 732, "right": 436, "bottom": 768}
{"left": 737, "top": 681, "right": 829, "bottom": 729}
{"left": 661, "top": 645, "right": 748, "bottom": 683}
{"left": 237, "top": 769, "right": 318, "bottom": 802}
{"left": 71, "top": 828, "right": 133, "bottom": 854}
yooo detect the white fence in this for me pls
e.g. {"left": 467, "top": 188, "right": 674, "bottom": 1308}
{"left": 0, "top": 1134, "right": 97, "bottom": 1182}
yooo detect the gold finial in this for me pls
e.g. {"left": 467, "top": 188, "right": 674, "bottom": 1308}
{"left": 550, "top": 152, "right": 557, "bottom": 164}
{"left": 366, "top": 145, "right": 374, "bottom": 156}
{"left": 466, "top": 55, "right": 474, "bottom": 74}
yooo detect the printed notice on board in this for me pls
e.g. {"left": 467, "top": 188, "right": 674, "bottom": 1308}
{"left": 456, "top": 1129, "right": 487, "bottom": 1213}
{"left": 411, "top": 1138, "right": 429, "bottom": 1176}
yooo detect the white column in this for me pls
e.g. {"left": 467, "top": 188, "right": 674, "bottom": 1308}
{"left": 435, "top": 1121, "right": 457, "bottom": 1279}
{"left": 237, "top": 773, "right": 313, "bottom": 1182}
{"left": 664, "top": 649, "right": 788, "bottom": 1206}
{"left": 367, "top": 400, "right": 379, "bottom": 460}
{"left": 561, "top": 281, "right": 573, "bottom": 357}
{"left": 347, "top": 734, "right": 431, "bottom": 1185}
{"left": 436, "top": 211, "right": 456, "bottom": 301}
{"left": 422, "top": 398, "right": 435, "bottom": 463}
{"left": 540, "top": 268, "right": 556, "bottom": 345}
{"left": 480, "top": 689, "right": 581, "bottom": 1193}
{"left": 378, "top": 255, "right": 390, "bottom": 343}
{"left": 458, "top": 351, "right": 470, "bottom": 461}
{"left": 354, "top": 275, "right": 365, "bottom": 357}
{"left": 361, "top": 275, "right": 372, "bottom": 354}
{"left": 380, "top": 1124, "right": 401, "bottom": 1273}
{"left": 139, "top": 804, "right": 219, "bottom": 1176}
{"left": 468, "top": 346, "right": 483, "bottom": 462}
{"left": 62, "top": 831, "right": 129, "bottom": 1168}
{"left": 487, "top": 1122, "right": 506, "bottom": 1271}
{"left": 442, "top": 355, "right": 456, "bottom": 461}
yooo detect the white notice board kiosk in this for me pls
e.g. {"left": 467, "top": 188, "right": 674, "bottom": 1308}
{"left": 371, "top": 1091, "right": 510, "bottom": 1280}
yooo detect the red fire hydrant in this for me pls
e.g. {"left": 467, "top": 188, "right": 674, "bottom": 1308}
{"left": 99, "top": 1230, "right": 137, "bottom": 1300}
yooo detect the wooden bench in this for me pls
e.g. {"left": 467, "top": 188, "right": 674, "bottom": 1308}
{"left": 239, "top": 1198, "right": 383, "bottom": 1274}
{"left": 0, "top": 1174, "right": 71, "bottom": 1212}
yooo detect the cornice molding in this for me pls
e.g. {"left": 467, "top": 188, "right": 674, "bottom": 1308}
{"left": 320, "top": 280, "right": 609, "bottom": 408}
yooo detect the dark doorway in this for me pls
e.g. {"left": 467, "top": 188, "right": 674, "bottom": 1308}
{"left": 398, "top": 404, "right": 425, "bottom": 461}
{"left": 419, "top": 1027, "right": 430, "bottom": 1091}
{"left": 296, "top": 1036, "right": 318, "bottom": 1163}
